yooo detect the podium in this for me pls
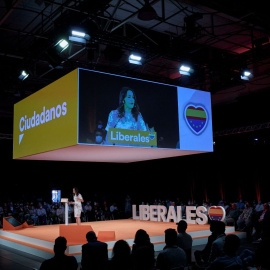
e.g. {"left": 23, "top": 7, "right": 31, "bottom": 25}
{"left": 61, "top": 198, "right": 69, "bottom": 225}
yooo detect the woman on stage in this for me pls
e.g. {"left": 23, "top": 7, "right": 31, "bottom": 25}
{"left": 69, "top": 187, "right": 84, "bottom": 226}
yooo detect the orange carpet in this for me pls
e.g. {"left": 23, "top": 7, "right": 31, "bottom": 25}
{"left": 2, "top": 219, "right": 210, "bottom": 245}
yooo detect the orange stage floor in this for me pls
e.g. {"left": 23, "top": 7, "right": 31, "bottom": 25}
{"left": 3, "top": 219, "right": 209, "bottom": 243}
{"left": 0, "top": 219, "right": 243, "bottom": 261}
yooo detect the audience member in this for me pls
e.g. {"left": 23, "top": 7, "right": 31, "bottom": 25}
{"left": 176, "top": 220, "right": 193, "bottom": 265}
{"left": 261, "top": 204, "right": 270, "bottom": 239}
{"left": 194, "top": 220, "right": 218, "bottom": 266}
{"left": 81, "top": 231, "right": 108, "bottom": 270}
{"left": 255, "top": 200, "right": 264, "bottom": 214}
{"left": 133, "top": 245, "right": 156, "bottom": 270}
{"left": 108, "top": 239, "right": 133, "bottom": 270}
{"left": 84, "top": 201, "right": 93, "bottom": 221}
{"left": 223, "top": 203, "right": 240, "bottom": 228}
{"left": 252, "top": 224, "right": 270, "bottom": 270}
{"left": 37, "top": 203, "right": 47, "bottom": 225}
{"left": 56, "top": 204, "right": 64, "bottom": 224}
{"left": 156, "top": 228, "right": 186, "bottom": 270}
{"left": 236, "top": 200, "right": 245, "bottom": 212}
{"left": 236, "top": 201, "right": 253, "bottom": 232}
{"left": 208, "top": 221, "right": 226, "bottom": 263}
{"left": 252, "top": 203, "right": 269, "bottom": 240}
{"left": 110, "top": 203, "right": 119, "bottom": 219}
{"left": 132, "top": 229, "right": 155, "bottom": 256}
{"left": 206, "top": 234, "right": 243, "bottom": 270}
{"left": 29, "top": 205, "right": 39, "bottom": 225}
{"left": 39, "top": 236, "right": 77, "bottom": 270}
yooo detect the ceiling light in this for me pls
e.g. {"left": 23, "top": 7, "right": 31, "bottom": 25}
{"left": 69, "top": 30, "right": 90, "bottom": 44}
{"left": 180, "top": 65, "right": 190, "bottom": 72}
{"left": 55, "top": 39, "right": 69, "bottom": 53}
{"left": 18, "top": 70, "right": 29, "bottom": 80}
{"left": 129, "top": 53, "right": 142, "bottom": 65}
{"left": 179, "top": 64, "right": 193, "bottom": 75}
{"left": 240, "top": 69, "right": 252, "bottom": 80}
{"left": 71, "top": 30, "right": 86, "bottom": 38}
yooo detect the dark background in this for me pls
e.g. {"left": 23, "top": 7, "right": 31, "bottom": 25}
{"left": 1, "top": 125, "right": 269, "bottom": 209}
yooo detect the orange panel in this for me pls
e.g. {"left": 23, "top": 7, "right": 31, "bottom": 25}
{"left": 98, "top": 231, "right": 116, "bottom": 242}
{"left": 59, "top": 224, "right": 93, "bottom": 244}
{"left": 3, "top": 216, "right": 23, "bottom": 230}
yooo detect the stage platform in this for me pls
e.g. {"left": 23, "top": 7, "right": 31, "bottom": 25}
{"left": 0, "top": 219, "right": 245, "bottom": 263}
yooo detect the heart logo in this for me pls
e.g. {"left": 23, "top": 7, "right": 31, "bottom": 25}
{"left": 149, "top": 133, "right": 155, "bottom": 140}
{"left": 185, "top": 104, "right": 208, "bottom": 135}
{"left": 208, "top": 206, "right": 226, "bottom": 221}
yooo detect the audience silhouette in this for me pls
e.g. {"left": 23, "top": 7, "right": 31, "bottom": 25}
{"left": 132, "top": 229, "right": 155, "bottom": 256}
{"left": 208, "top": 221, "right": 226, "bottom": 263}
{"left": 206, "top": 234, "right": 243, "bottom": 270}
{"left": 81, "top": 231, "right": 108, "bottom": 270}
{"left": 156, "top": 228, "right": 187, "bottom": 270}
{"left": 108, "top": 239, "right": 133, "bottom": 270}
{"left": 39, "top": 236, "right": 78, "bottom": 270}
{"left": 176, "top": 220, "right": 193, "bottom": 265}
{"left": 194, "top": 220, "right": 218, "bottom": 266}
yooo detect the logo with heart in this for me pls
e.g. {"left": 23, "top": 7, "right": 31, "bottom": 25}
{"left": 185, "top": 104, "right": 208, "bottom": 135}
{"left": 149, "top": 133, "right": 156, "bottom": 140}
{"left": 208, "top": 206, "right": 226, "bottom": 221}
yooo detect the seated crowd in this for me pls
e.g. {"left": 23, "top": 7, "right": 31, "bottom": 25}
{"left": 0, "top": 196, "right": 270, "bottom": 269}
{"left": 0, "top": 197, "right": 270, "bottom": 242}
{"left": 39, "top": 218, "right": 270, "bottom": 270}
{"left": 0, "top": 199, "right": 122, "bottom": 227}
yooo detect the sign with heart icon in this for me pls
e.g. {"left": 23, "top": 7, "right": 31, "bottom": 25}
{"left": 208, "top": 206, "right": 226, "bottom": 221}
{"left": 185, "top": 104, "right": 208, "bottom": 135}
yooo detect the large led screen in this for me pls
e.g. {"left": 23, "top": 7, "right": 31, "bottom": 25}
{"left": 78, "top": 69, "right": 180, "bottom": 149}
{"left": 78, "top": 68, "right": 213, "bottom": 152}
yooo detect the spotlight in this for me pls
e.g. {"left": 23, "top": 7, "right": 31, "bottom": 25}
{"left": 128, "top": 53, "right": 142, "bottom": 65}
{"left": 240, "top": 69, "right": 252, "bottom": 80}
{"left": 69, "top": 30, "right": 90, "bottom": 44}
{"left": 71, "top": 30, "right": 86, "bottom": 38}
{"left": 18, "top": 70, "right": 29, "bottom": 80}
{"left": 179, "top": 64, "right": 193, "bottom": 75}
{"left": 55, "top": 39, "right": 69, "bottom": 53}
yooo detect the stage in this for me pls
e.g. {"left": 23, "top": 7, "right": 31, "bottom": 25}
{"left": 0, "top": 219, "right": 245, "bottom": 263}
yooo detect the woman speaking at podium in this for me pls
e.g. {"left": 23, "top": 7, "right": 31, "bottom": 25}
{"left": 106, "top": 86, "right": 148, "bottom": 132}
{"left": 69, "top": 187, "right": 84, "bottom": 226}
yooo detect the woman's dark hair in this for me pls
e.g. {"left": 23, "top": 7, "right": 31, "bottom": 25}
{"left": 117, "top": 86, "right": 140, "bottom": 121}
{"left": 112, "top": 239, "right": 131, "bottom": 258}
{"left": 134, "top": 229, "right": 151, "bottom": 245}
{"left": 73, "top": 187, "right": 79, "bottom": 196}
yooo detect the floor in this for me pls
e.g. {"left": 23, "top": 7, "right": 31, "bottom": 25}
{"left": 0, "top": 238, "right": 256, "bottom": 270}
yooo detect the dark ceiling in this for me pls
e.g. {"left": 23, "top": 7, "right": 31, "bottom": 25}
{"left": 1, "top": 0, "right": 270, "bottom": 138}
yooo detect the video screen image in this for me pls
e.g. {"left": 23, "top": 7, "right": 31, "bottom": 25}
{"left": 52, "top": 190, "right": 61, "bottom": 203}
{"left": 78, "top": 69, "right": 180, "bottom": 149}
